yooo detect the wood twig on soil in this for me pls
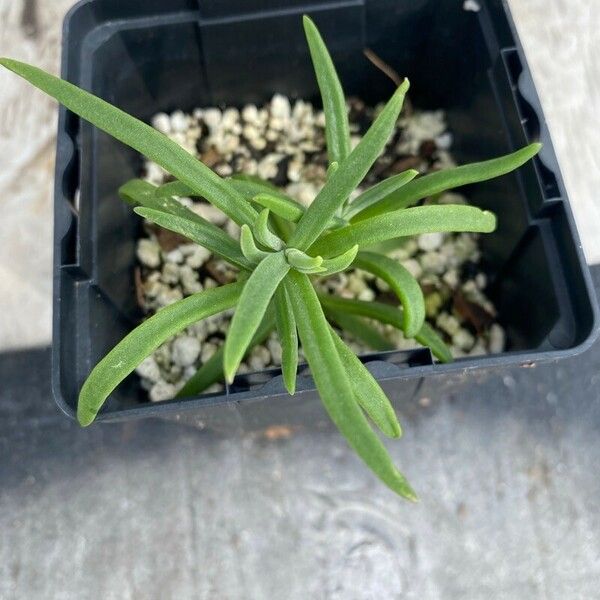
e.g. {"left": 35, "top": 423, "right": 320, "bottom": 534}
{"left": 363, "top": 48, "right": 413, "bottom": 116}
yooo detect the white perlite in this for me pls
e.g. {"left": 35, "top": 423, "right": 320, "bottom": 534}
{"left": 171, "top": 336, "right": 201, "bottom": 367}
{"left": 463, "top": 0, "right": 481, "bottom": 12}
{"left": 149, "top": 381, "right": 177, "bottom": 403}
{"left": 418, "top": 232, "right": 444, "bottom": 252}
{"left": 136, "top": 238, "right": 161, "bottom": 268}
{"left": 135, "top": 356, "right": 162, "bottom": 384}
{"left": 133, "top": 95, "right": 506, "bottom": 401}
{"left": 151, "top": 112, "right": 171, "bottom": 135}
{"left": 489, "top": 324, "right": 506, "bottom": 354}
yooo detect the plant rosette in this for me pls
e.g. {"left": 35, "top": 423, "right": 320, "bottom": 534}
{"left": 136, "top": 96, "right": 506, "bottom": 400}
{"left": 0, "top": 15, "right": 539, "bottom": 499}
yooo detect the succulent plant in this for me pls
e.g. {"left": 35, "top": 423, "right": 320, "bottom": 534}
{"left": 0, "top": 15, "right": 540, "bottom": 499}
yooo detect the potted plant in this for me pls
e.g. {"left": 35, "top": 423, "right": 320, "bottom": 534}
{"left": 3, "top": 0, "right": 597, "bottom": 498}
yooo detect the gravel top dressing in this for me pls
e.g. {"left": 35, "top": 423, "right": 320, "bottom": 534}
{"left": 134, "top": 95, "right": 506, "bottom": 402}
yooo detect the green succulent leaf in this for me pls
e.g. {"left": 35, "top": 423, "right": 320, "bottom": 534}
{"left": 240, "top": 224, "right": 270, "bottom": 264}
{"left": 230, "top": 173, "right": 282, "bottom": 191}
{"left": 177, "top": 311, "right": 275, "bottom": 398}
{"left": 324, "top": 309, "right": 395, "bottom": 352}
{"left": 155, "top": 180, "right": 196, "bottom": 199}
{"left": 254, "top": 209, "right": 285, "bottom": 250}
{"left": 231, "top": 179, "right": 346, "bottom": 229}
{"left": 414, "top": 322, "right": 454, "bottom": 364}
{"left": 229, "top": 175, "right": 300, "bottom": 242}
{"left": 177, "top": 347, "right": 225, "bottom": 399}
{"left": 229, "top": 175, "right": 304, "bottom": 226}
{"left": 353, "top": 143, "right": 542, "bottom": 221}
{"left": 77, "top": 281, "right": 244, "bottom": 426}
{"left": 229, "top": 175, "right": 302, "bottom": 227}
{"left": 318, "top": 244, "right": 359, "bottom": 276}
{"left": 289, "top": 78, "right": 410, "bottom": 251}
{"left": 329, "top": 327, "right": 402, "bottom": 438}
{"left": 0, "top": 58, "right": 257, "bottom": 226}
{"left": 251, "top": 192, "right": 306, "bottom": 223}
{"left": 120, "top": 179, "right": 200, "bottom": 224}
{"left": 344, "top": 169, "right": 419, "bottom": 219}
{"left": 270, "top": 213, "right": 294, "bottom": 245}
{"left": 119, "top": 179, "right": 158, "bottom": 207}
{"left": 134, "top": 207, "right": 250, "bottom": 270}
{"left": 285, "top": 270, "right": 417, "bottom": 500}
{"left": 303, "top": 15, "right": 351, "bottom": 166}
{"left": 354, "top": 251, "right": 425, "bottom": 337}
{"left": 119, "top": 179, "right": 224, "bottom": 246}
{"left": 223, "top": 252, "right": 290, "bottom": 382}
{"left": 319, "top": 294, "right": 453, "bottom": 363}
{"left": 311, "top": 204, "right": 496, "bottom": 257}
{"left": 284, "top": 248, "right": 324, "bottom": 273}
{"left": 247, "top": 191, "right": 346, "bottom": 231}
{"left": 274, "top": 285, "right": 299, "bottom": 395}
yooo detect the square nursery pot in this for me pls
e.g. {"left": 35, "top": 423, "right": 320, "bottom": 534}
{"left": 53, "top": 0, "right": 599, "bottom": 431}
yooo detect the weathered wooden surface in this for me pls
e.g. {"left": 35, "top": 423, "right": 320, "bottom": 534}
{"left": 509, "top": 0, "right": 600, "bottom": 267}
{"left": 0, "top": 0, "right": 598, "bottom": 351}
{"left": 0, "top": 0, "right": 73, "bottom": 350}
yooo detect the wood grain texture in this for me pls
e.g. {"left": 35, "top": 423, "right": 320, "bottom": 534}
{"left": 0, "top": 0, "right": 73, "bottom": 350}
{"left": 0, "top": 0, "right": 597, "bottom": 350}
{"left": 508, "top": 0, "right": 600, "bottom": 265}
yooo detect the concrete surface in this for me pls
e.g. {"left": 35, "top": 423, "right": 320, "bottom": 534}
{"left": 1, "top": 269, "right": 599, "bottom": 599}
{"left": 0, "top": 0, "right": 599, "bottom": 351}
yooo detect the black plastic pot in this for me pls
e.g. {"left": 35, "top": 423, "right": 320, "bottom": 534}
{"left": 53, "top": 0, "right": 598, "bottom": 429}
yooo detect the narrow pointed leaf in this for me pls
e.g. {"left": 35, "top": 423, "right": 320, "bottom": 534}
{"left": 344, "top": 169, "right": 419, "bottom": 219}
{"left": 177, "top": 346, "right": 225, "bottom": 399}
{"left": 77, "top": 281, "right": 244, "bottom": 426}
{"left": 329, "top": 326, "right": 402, "bottom": 438}
{"left": 224, "top": 252, "right": 290, "bottom": 382}
{"left": 285, "top": 270, "right": 417, "bottom": 500}
{"left": 416, "top": 322, "right": 454, "bottom": 364}
{"left": 123, "top": 180, "right": 247, "bottom": 269}
{"left": 311, "top": 204, "right": 496, "bottom": 257}
{"left": 229, "top": 175, "right": 309, "bottom": 232}
{"left": 0, "top": 58, "right": 257, "bottom": 226}
{"left": 324, "top": 309, "right": 394, "bottom": 352}
{"left": 254, "top": 209, "right": 284, "bottom": 250}
{"left": 318, "top": 294, "right": 453, "bottom": 363}
{"left": 274, "top": 285, "right": 298, "bottom": 394}
{"left": 119, "top": 179, "right": 158, "bottom": 207}
{"left": 354, "top": 251, "right": 425, "bottom": 337}
{"left": 294, "top": 266, "right": 327, "bottom": 274}
{"left": 353, "top": 143, "right": 542, "bottom": 221}
{"left": 121, "top": 179, "right": 220, "bottom": 231}
{"left": 155, "top": 180, "right": 196, "bottom": 199}
{"left": 289, "top": 79, "right": 410, "bottom": 250}
{"left": 134, "top": 207, "right": 250, "bottom": 270}
{"left": 228, "top": 175, "right": 296, "bottom": 204}
{"left": 251, "top": 192, "right": 305, "bottom": 223}
{"left": 230, "top": 173, "right": 281, "bottom": 190}
{"left": 303, "top": 16, "right": 351, "bottom": 165}
{"left": 285, "top": 248, "right": 323, "bottom": 271}
{"left": 232, "top": 183, "right": 345, "bottom": 229}
{"left": 364, "top": 238, "right": 414, "bottom": 254}
{"left": 317, "top": 244, "right": 359, "bottom": 276}
{"left": 240, "top": 224, "right": 270, "bottom": 263}
{"left": 177, "top": 312, "right": 275, "bottom": 398}
{"left": 270, "top": 213, "right": 294, "bottom": 244}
